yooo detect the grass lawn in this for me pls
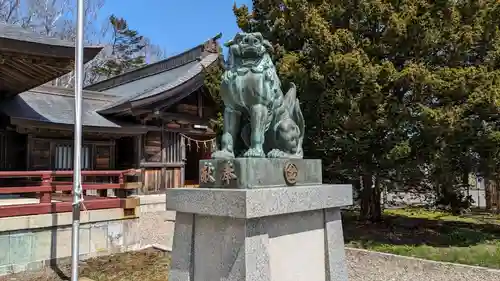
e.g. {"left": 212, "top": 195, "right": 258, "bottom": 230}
{"left": 0, "top": 248, "right": 170, "bottom": 281}
{"left": 343, "top": 207, "right": 500, "bottom": 269}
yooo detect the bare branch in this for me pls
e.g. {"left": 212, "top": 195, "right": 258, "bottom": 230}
{"left": 0, "top": 0, "right": 21, "bottom": 23}
{"left": 1, "top": 0, "right": 166, "bottom": 88}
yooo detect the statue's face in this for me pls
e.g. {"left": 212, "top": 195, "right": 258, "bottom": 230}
{"left": 226, "top": 32, "right": 272, "bottom": 67}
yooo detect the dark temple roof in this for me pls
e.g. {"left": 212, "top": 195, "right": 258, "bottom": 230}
{"left": 0, "top": 33, "right": 222, "bottom": 133}
{"left": 0, "top": 23, "right": 102, "bottom": 98}
{"left": 0, "top": 86, "right": 148, "bottom": 134}
{"left": 85, "top": 33, "right": 222, "bottom": 115}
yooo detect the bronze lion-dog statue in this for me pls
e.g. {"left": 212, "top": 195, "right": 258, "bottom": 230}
{"left": 212, "top": 32, "right": 305, "bottom": 159}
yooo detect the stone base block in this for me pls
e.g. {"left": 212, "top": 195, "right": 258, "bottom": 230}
{"left": 167, "top": 184, "right": 353, "bottom": 281}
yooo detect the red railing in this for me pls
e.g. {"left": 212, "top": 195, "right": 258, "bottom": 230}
{"left": 0, "top": 169, "right": 141, "bottom": 218}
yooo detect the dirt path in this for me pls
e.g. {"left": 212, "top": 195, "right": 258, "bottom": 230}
{"left": 0, "top": 249, "right": 169, "bottom": 281}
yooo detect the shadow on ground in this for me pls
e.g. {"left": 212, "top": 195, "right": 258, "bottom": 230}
{"left": 342, "top": 211, "right": 500, "bottom": 248}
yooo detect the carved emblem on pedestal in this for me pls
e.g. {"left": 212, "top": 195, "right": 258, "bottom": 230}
{"left": 283, "top": 161, "right": 298, "bottom": 185}
{"left": 221, "top": 161, "right": 237, "bottom": 185}
{"left": 200, "top": 162, "right": 215, "bottom": 184}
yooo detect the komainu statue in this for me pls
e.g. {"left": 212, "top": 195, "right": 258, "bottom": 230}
{"left": 211, "top": 32, "right": 305, "bottom": 159}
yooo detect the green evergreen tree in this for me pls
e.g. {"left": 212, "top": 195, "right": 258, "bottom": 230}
{"left": 204, "top": 58, "right": 225, "bottom": 134}
{"left": 94, "top": 15, "right": 146, "bottom": 78}
{"left": 234, "top": 0, "right": 500, "bottom": 219}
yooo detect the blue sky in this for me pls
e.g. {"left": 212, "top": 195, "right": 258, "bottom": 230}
{"left": 100, "top": 0, "right": 252, "bottom": 57}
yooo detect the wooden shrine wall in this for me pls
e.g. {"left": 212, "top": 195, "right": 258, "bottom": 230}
{"left": 140, "top": 131, "right": 185, "bottom": 194}
{"left": 142, "top": 167, "right": 182, "bottom": 194}
{"left": 27, "top": 136, "right": 114, "bottom": 171}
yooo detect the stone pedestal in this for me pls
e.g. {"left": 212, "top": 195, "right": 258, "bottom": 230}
{"left": 166, "top": 158, "right": 353, "bottom": 281}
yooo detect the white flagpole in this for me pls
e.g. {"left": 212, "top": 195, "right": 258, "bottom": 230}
{"left": 71, "top": 0, "right": 85, "bottom": 280}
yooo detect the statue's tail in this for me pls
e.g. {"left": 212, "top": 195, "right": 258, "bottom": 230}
{"left": 284, "top": 83, "right": 305, "bottom": 155}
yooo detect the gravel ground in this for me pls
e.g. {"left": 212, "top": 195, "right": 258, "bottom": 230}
{"left": 136, "top": 210, "right": 175, "bottom": 249}
{"left": 347, "top": 248, "right": 500, "bottom": 281}
{"left": 142, "top": 209, "right": 500, "bottom": 281}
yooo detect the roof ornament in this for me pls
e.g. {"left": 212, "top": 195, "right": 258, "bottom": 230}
{"left": 203, "top": 32, "right": 222, "bottom": 54}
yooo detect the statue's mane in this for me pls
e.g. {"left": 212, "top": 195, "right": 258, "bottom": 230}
{"left": 226, "top": 48, "right": 275, "bottom": 74}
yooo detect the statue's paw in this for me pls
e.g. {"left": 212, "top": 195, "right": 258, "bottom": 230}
{"left": 211, "top": 150, "right": 235, "bottom": 159}
{"left": 267, "top": 149, "right": 302, "bottom": 159}
{"left": 267, "top": 149, "right": 287, "bottom": 158}
{"left": 243, "top": 147, "right": 266, "bottom": 158}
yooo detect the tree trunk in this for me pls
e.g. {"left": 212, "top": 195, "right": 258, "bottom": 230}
{"left": 373, "top": 176, "right": 382, "bottom": 220}
{"left": 485, "top": 178, "right": 492, "bottom": 210}
{"left": 359, "top": 175, "right": 371, "bottom": 220}
{"left": 496, "top": 179, "right": 500, "bottom": 212}
{"left": 462, "top": 171, "right": 469, "bottom": 197}
{"left": 360, "top": 173, "right": 382, "bottom": 222}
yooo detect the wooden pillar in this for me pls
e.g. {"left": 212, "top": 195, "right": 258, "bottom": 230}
{"left": 138, "top": 120, "right": 146, "bottom": 194}
{"left": 26, "top": 134, "right": 32, "bottom": 170}
{"left": 115, "top": 173, "right": 127, "bottom": 198}
{"left": 133, "top": 134, "right": 143, "bottom": 195}
{"left": 197, "top": 90, "right": 203, "bottom": 118}
{"left": 39, "top": 173, "right": 52, "bottom": 203}
{"left": 135, "top": 134, "right": 143, "bottom": 168}
{"left": 110, "top": 139, "right": 116, "bottom": 169}
{"left": 161, "top": 123, "right": 167, "bottom": 190}
{"left": 180, "top": 134, "right": 186, "bottom": 187}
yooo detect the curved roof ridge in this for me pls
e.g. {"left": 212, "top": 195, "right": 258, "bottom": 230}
{"left": 130, "top": 53, "right": 219, "bottom": 102}
{"left": 96, "top": 53, "right": 219, "bottom": 114}
{"left": 85, "top": 33, "right": 222, "bottom": 92}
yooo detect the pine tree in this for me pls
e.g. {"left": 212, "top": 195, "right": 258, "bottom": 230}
{"left": 93, "top": 15, "right": 146, "bottom": 78}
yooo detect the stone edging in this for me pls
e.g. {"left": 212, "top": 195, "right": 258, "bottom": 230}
{"left": 346, "top": 247, "right": 500, "bottom": 273}
{"left": 0, "top": 208, "right": 139, "bottom": 232}
{"left": 144, "top": 244, "right": 172, "bottom": 252}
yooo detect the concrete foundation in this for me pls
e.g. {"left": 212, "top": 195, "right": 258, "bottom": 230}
{"left": 0, "top": 194, "right": 175, "bottom": 276}
{"left": 167, "top": 183, "right": 353, "bottom": 281}
{"left": 0, "top": 208, "right": 137, "bottom": 275}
